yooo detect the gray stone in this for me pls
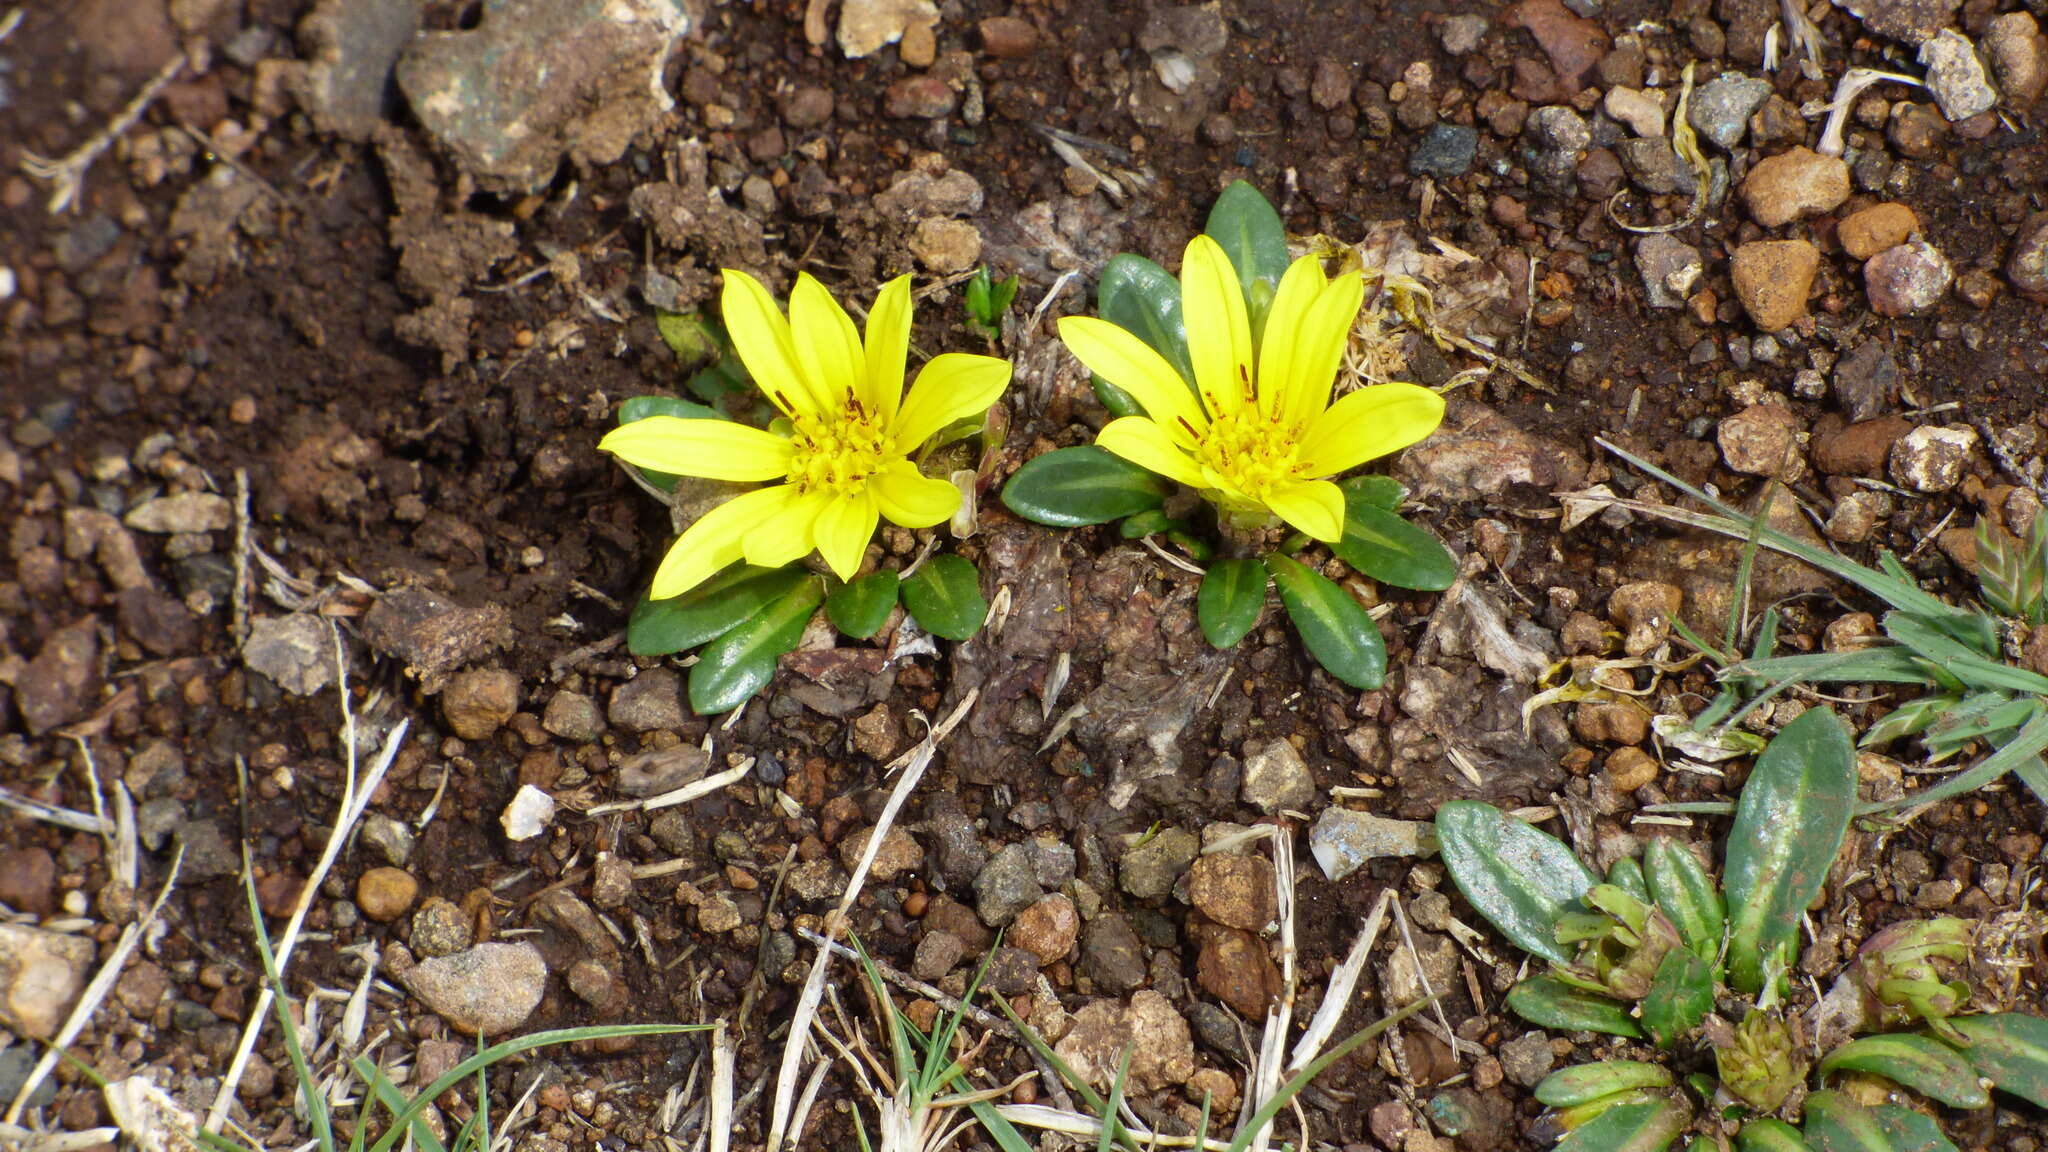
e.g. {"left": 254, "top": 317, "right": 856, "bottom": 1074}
{"left": 912, "top": 930, "right": 965, "bottom": 981}
{"left": 1309, "top": 808, "right": 1437, "bottom": 881}
{"left": 608, "top": 668, "right": 687, "bottom": 732}
{"left": 0, "top": 1045, "right": 55, "bottom": 1110}
{"left": 615, "top": 743, "right": 708, "bottom": 797}
{"left": 1687, "top": 72, "right": 1771, "bottom": 150}
{"left": 16, "top": 618, "right": 99, "bottom": 736}
{"left": 1408, "top": 122, "right": 1478, "bottom": 179}
{"left": 298, "top": 0, "right": 422, "bottom": 140}
{"left": 1830, "top": 0, "right": 1960, "bottom": 45}
{"left": 360, "top": 812, "right": 416, "bottom": 866}
{"left": 410, "top": 897, "right": 473, "bottom": 957}
{"left": 1634, "top": 234, "right": 1702, "bottom": 309}
{"left": 1240, "top": 739, "right": 1316, "bottom": 814}
{"left": 1080, "top": 913, "right": 1148, "bottom": 994}
{"left": 138, "top": 797, "right": 183, "bottom": 852}
{"left": 124, "top": 491, "right": 232, "bottom": 534}
{"left": 1521, "top": 106, "right": 1590, "bottom": 193}
{"left": 396, "top": 0, "right": 690, "bottom": 193}
{"left": 399, "top": 942, "right": 547, "bottom": 1036}
{"left": 927, "top": 799, "right": 988, "bottom": 890}
{"left": 1919, "top": 29, "right": 1998, "bottom": 121}
{"left": 974, "top": 843, "right": 1043, "bottom": 927}
{"left": 1618, "top": 136, "right": 1695, "bottom": 195}
{"left": 242, "top": 614, "right": 337, "bottom": 697}
{"left": 176, "top": 820, "right": 240, "bottom": 881}
{"left": 1029, "top": 838, "right": 1077, "bottom": 889}
{"left": 362, "top": 586, "right": 510, "bottom": 692}
{"left": 541, "top": 689, "right": 604, "bottom": 742}
{"left": 1437, "top": 14, "right": 1489, "bottom": 55}
{"left": 1118, "top": 828, "right": 1199, "bottom": 901}
{"left": 1499, "top": 1032, "right": 1557, "bottom": 1088}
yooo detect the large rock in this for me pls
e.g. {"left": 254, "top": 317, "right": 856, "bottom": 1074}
{"left": 399, "top": 942, "right": 547, "bottom": 1035}
{"left": 1740, "top": 147, "right": 1849, "bottom": 227}
{"left": 0, "top": 925, "right": 96, "bottom": 1040}
{"left": 298, "top": 0, "right": 422, "bottom": 140}
{"left": 1052, "top": 992, "right": 1196, "bottom": 1093}
{"left": 397, "top": 0, "right": 691, "bottom": 193}
{"left": 16, "top": 619, "right": 99, "bottom": 736}
{"left": 1730, "top": 240, "right": 1820, "bottom": 331}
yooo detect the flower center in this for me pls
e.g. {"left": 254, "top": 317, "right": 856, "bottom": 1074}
{"left": 1197, "top": 405, "right": 1299, "bottom": 499}
{"left": 786, "top": 403, "right": 892, "bottom": 495}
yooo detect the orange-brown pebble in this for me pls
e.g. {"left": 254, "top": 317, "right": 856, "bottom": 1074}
{"left": 902, "top": 890, "right": 928, "bottom": 917}
{"left": 513, "top": 329, "right": 536, "bottom": 348}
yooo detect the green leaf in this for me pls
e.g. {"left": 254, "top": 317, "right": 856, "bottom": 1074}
{"left": 1505, "top": 974, "right": 1642, "bottom": 1038}
{"left": 901, "top": 555, "right": 987, "bottom": 642}
{"left": 1554, "top": 1097, "right": 1688, "bottom": 1152}
{"left": 1096, "top": 254, "right": 1194, "bottom": 390}
{"left": 1737, "top": 1118, "right": 1815, "bottom": 1152}
{"left": 1607, "top": 857, "right": 1650, "bottom": 902}
{"left": 654, "top": 312, "right": 722, "bottom": 366}
{"left": 1197, "top": 558, "right": 1265, "bottom": 650}
{"left": 1946, "top": 1013, "right": 2048, "bottom": 1108}
{"left": 619, "top": 394, "right": 722, "bottom": 425}
{"left": 1642, "top": 948, "right": 1714, "bottom": 1050}
{"left": 1338, "top": 474, "right": 1406, "bottom": 512}
{"left": 826, "top": 571, "right": 899, "bottom": 640}
{"left": 687, "top": 577, "right": 824, "bottom": 714}
{"left": 1092, "top": 375, "right": 1144, "bottom": 420}
{"left": 1118, "top": 509, "right": 1176, "bottom": 539}
{"left": 1535, "top": 1062, "right": 1674, "bottom": 1107}
{"left": 1436, "top": 801, "right": 1597, "bottom": 965}
{"left": 1643, "top": 838, "right": 1726, "bottom": 963}
{"left": 1267, "top": 552, "right": 1386, "bottom": 688}
{"left": 1819, "top": 1034, "right": 1988, "bottom": 1109}
{"left": 1001, "top": 445, "right": 1172, "bottom": 527}
{"left": 1328, "top": 494, "right": 1458, "bottom": 592}
{"left": 1203, "top": 181, "right": 1290, "bottom": 336}
{"left": 1801, "top": 1091, "right": 1896, "bottom": 1152}
{"left": 1869, "top": 1105, "right": 1960, "bottom": 1152}
{"left": 1723, "top": 707, "right": 1855, "bottom": 994}
{"left": 628, "top": 566, "right": 811, "bottom": 657}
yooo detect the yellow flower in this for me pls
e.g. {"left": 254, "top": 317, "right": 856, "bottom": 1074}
{"left": 601, "top": 270, "right": 1011, "bottom": 599}
{"left": 1058, "top": 235, "right": 1444, "bottom": 541}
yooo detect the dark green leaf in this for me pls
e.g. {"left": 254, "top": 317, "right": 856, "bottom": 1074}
{"left": 1642, "top": 948, "right": 1714, "bottom": 1050}
{"left": 1096, "top": 254, "right": 1195, "bottom": 391}
{"left": 1197, "top": 558, "right": 1265, "bottom": 650}
{"left": 1267, "top": 552, "right": 1386, "bottom": 689}
{"left": 1819, "top": 1034, "right": 1988, "bottom": 1109}
{"left": 1869, "top": 1105, "right": 1960, "bottom": 1152}
{"left": 1723, "top": 707, "right": 1855, "bottom": 994}
{"left": 1338, "top": 474, "right": 1407, "bottom": 512}
{"left": 1801, "top": 1091, "right": 1896, "bottom": 1152}
{"left": 1644, "top": 838, "right": 1726, "bottom": 963}
{"left": 1535, "top": 1062, "right": 1674, "bottom": 1107}
{"left": 1328, "top": 494, "right": 1458, "bottom": 592}
{"left": 1092, "top": 375, "right": 1144, "bottom": 420}
{"left": 1436, "top": 802, "right": 1597, "bottom": 965}
{"left": 901, "top": 555, "right": 987, "bottom": 642}
{"left": 826, "top": 571, "right": 900, "bottom": 640}
{"left": 619, "top": 394, "right": 722, "bottom": 425}
{"left": 654, "top": 312, "right": 722, "bottom": 367}
{"left": 1607, "top": 857, "right": 1650, "bottom": 902}
{"left": 1203, "top": 181, "right": 1290, "bottom": 335}
{"left": 1946, "top": 1014, "right": 2048, "bottom": 1108}
{"left": 1505, "top": 975, "right": 1642, "bottom": 1038}
{"left": 628, "top": 566, "right": 810, "bottom": 657}
{"left": 1737, "top": 1119, "right": 1815, "bottom": 1152}
{"left": 1118, "top": 509, "right": 1176, "bottom": 539}
{"left": 688, "top": 578, "right": 823, "bottom": 714}
{"left": 1554, "top": 1097, "right": 1688, "bottom": 1152}
{"left": 1168, "top": 530, "right": 1213, "bottom": 564}
{"left": 1001, "top": 445, "right": 1172, "bottom": 527}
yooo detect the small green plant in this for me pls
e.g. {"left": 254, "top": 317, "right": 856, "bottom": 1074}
{"left": 608, "top": 271, "right": 1012, "bottom": 714}
{"left": 962, "top": 265, "right": 1019, "bottom": 343}
{"left": 1601, "top": 439, "right": 2048, "bottom": 814}
{"left": 1001, "top": 181, "right": 1454, "bottom": 689}
{"left": 192, "top": 872, "right": 700, "bottom": 1152}
{"left": 1436, "top": 707, "right": 2048, "bottom": 1152}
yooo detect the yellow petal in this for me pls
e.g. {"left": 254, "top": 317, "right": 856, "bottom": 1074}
{"left": 722, "top": 269, "right": 825, "bottom": 418}
{"left": 813, "top": 489, "right": 879, "bottom": 580}
{"left": 742, "top": 488, "right": 831, "bottom": 570}
{"left": 788, "top": 273, "right": 865, "bottom": 411}
{"left": 649, "top": 485, "right": 796, "bottom": 599}
{"left": 1056, "top": 316, "right": 1205, "bottom": 442}
{"left": 870, "top": 460, "right": 960, "bottom": 528}
{"left": 1263, "top": 478, "right": 1345, "bottom": 542}
{"left": 863, "top": 275, "right": 913, "bottom": 424}
{"left": 891, "top": 353, "right": 1011, "bottom": 451}
{"left": 599, "top": 415, "right": 793, "bottom": 482}
{"left": 1095, "top": 416, "right": 1208, "bottom": 489}
{"left": 1293, "top": 383, "right": 1446, "bottom": 477}
{"left": 1255, "top": 256, "right": 1328, "bottom": 422}
{"left": 1179, "top": 235, "right": 1255, "bottom": 419}
{"left": 1279, "top": 271, "right": 1366, "bottom": 430}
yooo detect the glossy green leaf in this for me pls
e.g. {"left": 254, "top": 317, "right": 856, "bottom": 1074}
{"left": 1118, "top": 508, "right": 1176, "bottom": 539}
{"left": 1737, "top": 1118, "right": 1815, "bottom": 1152}
{"left": 1946, "top": 1013, "right": 2048, "bottom": 1108}
{"left": 1801, "top": 1091, "right": 1895, "bottom": 1152}
{"left": 1436, "top": 802, "right": 1597, "bottom": 965}
{"left": 1506, "top": 974, "right": 1642, "bottom": 1038}
{"left": 1869, "top": 1105, "right": 1959, "bottom": 1152}
{"left": 825, "top": 571, "right": 899, "bottom": 640}
{"left": 628, "top": 565, "right": 810, "bottom": 656}
{"left": 1091, "top": 375, "right": 1143, "bottom": 420}
{"left": 1001, "top": 445, "right": 1172, "bottom": 527}
{"left": 1197, "top": 558, "right": 1265, "bottom": 650}
{"left": 1096, "top": 253, "right": 1194, "bottom": 390}
{"left": 1723, "top": 707, "right": 1856, "bottom": 994}
{"left": 1643, "top": 948, "right": 1714, "bottom": 1050}
{"left": 1338, "top": 474, "right": 1406, "bottom": 512}
{"left": 688, "top": 577, "right": 823, "bottom": 714}
{"left": 901, "top": 555, "right": 987, "bottom": 642}
{"left": 1328, "top": 494, "right": 1458, "bottom": 592}
{"left": 1819, "top": 1034, "right": 1988, "bottom": 1109}
{"left": 1644, "top": 838, "right": 1726, "bottom": 963}
{"left": 1536, "top": 1062, "right": 1674, "bottom": 1107}
{"left": 1267, "top": 552, "right": 1386, "bottom": 689}
{"left": 1555, "top": 1097, "right": 1688, "bottom": 1152}
{"left": 1607, "top": 857, "right": 1650, "bottom": 902}
{"left": 1203, "top": 181, "right": 1290, "bottom": 335}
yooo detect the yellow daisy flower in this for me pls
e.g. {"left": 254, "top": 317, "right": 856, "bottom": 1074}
{"left": 601, "top": 270, "right": 1011, "bottom": 599}
{"left": 1058, "top": 235, "right": 1444, "bottom": 541}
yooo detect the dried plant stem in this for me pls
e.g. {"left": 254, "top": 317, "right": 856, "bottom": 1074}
{"left": 20, "top": 54, "right": 185, "bottom": 214}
